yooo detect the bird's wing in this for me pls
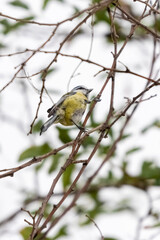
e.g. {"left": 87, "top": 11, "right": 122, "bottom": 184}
{"left": 40, "top": 114, "right": 59, "bottom": 135}
{"left": 47, "top": 91, "right": 76, "bottom": 117}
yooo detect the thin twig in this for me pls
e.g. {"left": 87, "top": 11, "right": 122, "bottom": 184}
{"left": 86, "top": 214, "right": 104, "bottom": 240}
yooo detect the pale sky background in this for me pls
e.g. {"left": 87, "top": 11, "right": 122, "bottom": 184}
{"left": 0, "top": 0, "right": 160, "bottom": 240}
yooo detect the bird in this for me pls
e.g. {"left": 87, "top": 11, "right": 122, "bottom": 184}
{"left": 40, "top": 85, "right": 93, "bottom": 135}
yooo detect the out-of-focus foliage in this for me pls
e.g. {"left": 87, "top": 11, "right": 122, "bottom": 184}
{"left": 18, "top": 143, "right": 52, "bottom": 161}
{"left": 40, "top": 68, "right": 56, "bottom": 79}
{"left": 42, "top": 0, "right": 65, "bottom": 9}
{"left": 9, "top": 0, "right": 29, "bottom": 9}
{"left": 141, "top": 119, "right": 160, "bottom": 133}
{"left": 48, "top": 153, "right": 64, "bottom": 174}
{"left": 17, "top": 110, "right": 160, "bottom": 235}
{"left": 56, "top": 126, "right": 72, "bottom": 144}
{"left": 20, "top": 227, "right": 33, "bottom": 240}
{"left": 20, "top": 225, "right": 68, "bottom": 240}
{"left": 15, "top": 102, "right": 160, "bottom": 239}
{"left": 0, "top": 16, "right": 35, "bottom": 34}
{"left": 32, "top": 120, "right": 43, "bottom": 133}
{"left": 104, "top": 238, "right": 119, "bottom": 240}
{"left": 62, "top": 164, "right": 75, "bottom": 189}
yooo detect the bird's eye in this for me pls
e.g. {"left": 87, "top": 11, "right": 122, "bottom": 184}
{"left": 78, "top": 87, "right": 84, "bottom": 90}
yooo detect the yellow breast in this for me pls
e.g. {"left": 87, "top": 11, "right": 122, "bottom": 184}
{"left": 59, "top": 92, "right": 88, "bottom": 126}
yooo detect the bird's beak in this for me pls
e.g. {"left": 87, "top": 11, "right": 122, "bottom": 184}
{"left": 87, "top": 88, "right": 93, "bottom": 93}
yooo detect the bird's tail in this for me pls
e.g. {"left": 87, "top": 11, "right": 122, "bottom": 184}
{"left": 40, "top": 115, "right": 58, "bottom": 135}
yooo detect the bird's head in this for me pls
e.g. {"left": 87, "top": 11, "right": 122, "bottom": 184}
{"left": 71, "top": 85, "right": 93, "bottom": 96}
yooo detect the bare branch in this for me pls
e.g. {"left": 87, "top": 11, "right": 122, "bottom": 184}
{"left": 86, "top": 215, "right": 104, "bottom": 240}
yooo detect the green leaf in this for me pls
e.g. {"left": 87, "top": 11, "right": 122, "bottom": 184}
{"left": 40, "top": 68, "right": 56, "bottom": 78}
{"left": 9, "top": 0, "right": 29, "bottom": 9}
{"left": 141, "top": 161, "right": 160, "bottom": 179}
{"left": 82, "top": 136, "right": 95, "bottom": 148}
{"left": 32, "top": 120, "right": 43, "bottom": 133}
{"left": 48, "top": 153, "right": 63, "bottom": 174}
{"left": 152, "top": 18, "right": 160, "bottom": 32}
{"left": 42, "top": 0, "right": 64, "bottom": 10}
{"left": 52, "top": 225, "right": 68, "bottom": 240}
{"left": 141, "top": 126, "right": 151, "bottom": 133}
{"left": 62, "top": 164, "right": 75, "bottom": 189}
{"left": 94, "top": 9, "right": 110, "bottom": 24}
{"left": 18, "top": 143, "right": 52, "bottom": 161}
{"left": 145, "top": 222, "right": 160, "bottom": 229}
{"left": 20, "top": 218, "right": 52, "bottom": 239}
{"left": 0, "top": 42, "right": 6, "bottom": 48}
{"left": 72, "top": 6, "right": 81, "bottom": 15}
{"left": 105, "top": 21, "right": 127, "bottom": 43}
{"left": 121, "top": 133, "right": 132, "bottom": 140}
{"left": 0, "top": 16, "right": 35, "bottom": 34}
{"left": 112, "top": 204, "right": 133, "bottom": 213}
{"left": 126, "top": 147, "right": 141, "bottom": 155}
{"left": 108, "top": 170, "right": 114, "bottom": 180}
{"left": 56, "top": 127, "right": 72, "bottom": 143}
{"left": 141, "top": 119, "right": 160, "bottom": 133}
{"left": 107, "top": 198, "right": 134, "bottom": 214}
{"left": 0, "top": 19, "right": 10, "bottom": 31}
{"left": 82, "top": 202, "right": 105, "bottom": 225}
{"left": 108, "top": 128, "right": 114, "bottom": 139}
{"left": 122, "top": 161, "right": 128, "bottom": 172}
{"left": 154, "top": 120, "right": 160, "bottom": 128}
{"left": 96, "top": 172, "right": 118, "bottom": 187}
{"left": 20, "top": 227, "right": 32, "bottom": 240}
{"left": 88, "top": 191, "right": 103, "bottom": 205}
{"left": 42, "top": 0, "right": 51, "bottom": 9}
{"left": 98, "top": 144, "right": 110, "bottom": 156}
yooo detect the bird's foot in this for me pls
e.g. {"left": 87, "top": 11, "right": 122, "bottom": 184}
{"left": 93, "top": 96, "right": 101, "bottom": 102}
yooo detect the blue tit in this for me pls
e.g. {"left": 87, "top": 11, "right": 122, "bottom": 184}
{"left": 40, "top": 86, "right": 93, "bottom": 135}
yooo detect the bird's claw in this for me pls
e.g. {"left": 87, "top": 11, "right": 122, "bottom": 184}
{"left": 79, "top": 126, "right": 88, "bottom": 132}
{"left": 93, "top": 96, "right": 101, "bottom": 102}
